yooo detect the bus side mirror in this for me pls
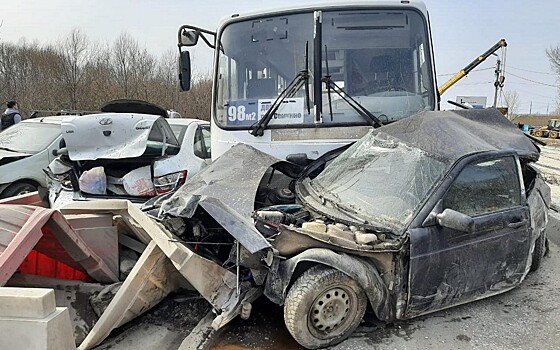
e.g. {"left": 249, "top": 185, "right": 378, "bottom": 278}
{"left": 180, "top": 30, "right": 199, "bottom": 46}
{"left": 179, "top": 51, "right": 191, "bottom": 91}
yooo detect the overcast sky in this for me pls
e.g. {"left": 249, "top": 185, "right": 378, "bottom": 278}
{"left": 1, "top": 0, "right": 558, "bottom": 114}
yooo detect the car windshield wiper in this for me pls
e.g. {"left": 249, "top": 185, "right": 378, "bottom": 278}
{"left": 305, "top": 179, "right": 390, "bottom": 231}
{"left": 250, "top": 42, "right": 310, "bottom": 137}
{"left": 0, "top": 146, "right": 22, "bottom": 153}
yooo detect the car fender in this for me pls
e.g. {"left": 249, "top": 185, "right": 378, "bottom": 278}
{"left": 0, "top": 151, "right": 51, "bottom": 188}
{"left": 264, "top": 248, "right": 392, "bottom": 321}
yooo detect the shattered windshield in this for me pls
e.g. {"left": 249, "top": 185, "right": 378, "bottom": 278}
{"left": 0, "top": 122, "right": 60, "bottom": 154}
{"left": 215, "top": 9, "right": 434, "bottom": 129}
{"left": 308, "top": 132, "right": 446, "bottom": 231}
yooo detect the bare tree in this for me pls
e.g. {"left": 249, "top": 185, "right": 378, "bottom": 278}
{"left": 112, "top": 32, "right": 140, "bottom": 98}
{"left": 57, "top": 28, "right": 89, "bottom": 109}
{"left": 0, "top": 28, "right": 213, "bottom": 118}
{"left": 546, "top": 46, "right": 560, "bottom": 112}
{"left": 502, "top": 90, "right": 521, "bottom": 120}
{"left": 134, "top": 47, "right": 156, "bottom": 101}
{"left": 547, "top": 46, "right": 560, "bottom": 75}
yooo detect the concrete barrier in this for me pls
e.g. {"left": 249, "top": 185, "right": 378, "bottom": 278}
{"left": 0, "top": 287, "right": 76, "bottom": 349}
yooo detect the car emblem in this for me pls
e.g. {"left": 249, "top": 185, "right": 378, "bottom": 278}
{"left": 99, "top": 118, "right": 113, "bottom": 126}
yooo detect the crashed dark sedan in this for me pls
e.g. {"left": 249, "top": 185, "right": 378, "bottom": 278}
{"left": 148, "top": 108, "right": 550, "bottom": 349}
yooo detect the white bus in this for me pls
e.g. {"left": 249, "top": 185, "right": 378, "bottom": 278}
{"left": 178, "top": 1, "right": 438, "bottom": 161}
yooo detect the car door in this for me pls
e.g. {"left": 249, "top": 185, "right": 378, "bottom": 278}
{"left": 405, "top": 153, "right": 531, "bottom": 317}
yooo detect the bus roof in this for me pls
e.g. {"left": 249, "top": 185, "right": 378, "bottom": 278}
{"left": 218, "top": 0, "right": 428, "bottom": 27}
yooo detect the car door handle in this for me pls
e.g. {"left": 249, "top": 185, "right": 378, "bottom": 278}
{"left": 507, "top": 219, "right": 527, "bottom": 228}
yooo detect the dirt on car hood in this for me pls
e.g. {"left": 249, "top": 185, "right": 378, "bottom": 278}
{"left": 375, "top": 108, "right": 540, "bottom": 163}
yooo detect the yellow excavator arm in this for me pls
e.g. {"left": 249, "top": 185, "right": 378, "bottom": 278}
{"left": 438, "top": 39, "right": 507, "bottom": 95}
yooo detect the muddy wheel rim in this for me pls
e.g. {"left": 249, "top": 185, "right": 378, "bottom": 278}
{"left": 308, "top": 286, "right": 355, "bottom": 339}
{"left": 17, "top": 188, "right": 33, "bottom": 196}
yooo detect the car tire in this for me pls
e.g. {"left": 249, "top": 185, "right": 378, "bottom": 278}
{"left": 530, "top": 231, "right": 547, "bottom": 272}
{"left": 1, "top": 182, "right": 38, "bottom": 199}
{"left": 284, "top": 265, "right": 367, "bottom": 349}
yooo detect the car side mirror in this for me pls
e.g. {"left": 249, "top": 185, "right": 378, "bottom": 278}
{"left": 179, "top": 51, "right": 191, "bottom": 91}
{"left": 436, "top": 208, "right": 475, "bottom": 233}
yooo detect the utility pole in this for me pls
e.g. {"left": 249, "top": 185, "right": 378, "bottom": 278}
{"left": 492, "top": 55, "right": 505, "bottom": 108}
{"left": 493, "top": 58, "right": 501, "bottom": 108}
{"left": 530, "top": 101, "right": 533, "bottom": 115}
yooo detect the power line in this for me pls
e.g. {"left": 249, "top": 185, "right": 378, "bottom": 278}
{"left": 508, "top": 65, "right": 556, "bottom": 76}
{"left": 454, "top": 81, "right": 493, "bottom": 86}
{"left": 507, "top": 81, "right": 557, "bottom": 89}
{"left": 507, "top": 71, "right": 558, "bottom": 87}
{"left": 436, "top": 67, "right": 495, "bottom": 77}
{"left": 510, "top": 87, "right": 556, "bottom": 99}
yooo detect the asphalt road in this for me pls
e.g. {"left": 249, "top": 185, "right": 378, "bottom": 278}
{"left": 209, "top": 242, "right": 560, "bottom": 350}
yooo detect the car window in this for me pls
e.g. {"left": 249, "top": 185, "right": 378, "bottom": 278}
{"left": 201, "top": 127, "right": 211, "bottom": 158}
{"left": 193, "top": 126, "right": 211, "bottom": 159}
{"left": 443, "top": 156, "right": 521, "bottom": 217}
{"left": 0, "top": 122, "right": 60, "bottom": 154}
{"left": 145, "top": 119, "right": 180, "bottom": 156}
{"left": 170, "top": 124, "right": 188, "bottom": 145}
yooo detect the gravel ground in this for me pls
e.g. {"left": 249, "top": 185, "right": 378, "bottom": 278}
{"left": 93, "top": 291, "right": 210, "bottom": 350}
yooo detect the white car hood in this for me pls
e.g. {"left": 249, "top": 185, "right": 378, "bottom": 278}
{"left": 62, "top": 113, "right": 177, "bottom": 161}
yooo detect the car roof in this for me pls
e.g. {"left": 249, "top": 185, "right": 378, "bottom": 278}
{"left": 167, "top": 118, "right": 209, "bottom": 126}
{"left": 21, "top": 116, "right": 76, "bottom": 125}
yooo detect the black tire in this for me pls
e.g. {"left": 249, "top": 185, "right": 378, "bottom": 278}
{"left": 530, "top": 231, "right": 547, "bottom": 272}
{"left": 1, "top": 182, "right": 38, "bottom": 199}
{"left": 284, "top": 266, "right": 367, "bottom": 349}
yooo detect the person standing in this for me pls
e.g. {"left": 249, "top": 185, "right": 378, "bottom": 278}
{"left": 1, "top": 101, "right": 22, "bottom": 130}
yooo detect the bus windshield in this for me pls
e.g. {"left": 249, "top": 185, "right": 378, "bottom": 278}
{"left": 215, "top": 9, "right": 435, "bottom": 130}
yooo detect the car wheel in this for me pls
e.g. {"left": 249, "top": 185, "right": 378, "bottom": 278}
{"left": 534, "top": 130, "right": 543, "bottom": 137}
{"left": 530, "top": 231, "right": 547, "bottom": 272}
{"left": 284, "top": 265, "right": 367, "bottom": 349}
{"left": 1, "top": 182, "right": 38, "bottom": 199}
{"left": 550, "top": 131, "right": 559, "bottom": 139}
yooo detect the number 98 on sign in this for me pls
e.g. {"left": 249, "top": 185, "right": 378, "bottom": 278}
{"left": 226, "top": 100, "right": 258, "bottom": 126}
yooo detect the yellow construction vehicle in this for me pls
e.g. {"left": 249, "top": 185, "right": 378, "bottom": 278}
{"left": 438, "top": 39, "right": 507, "bottom": 95}
{"left": 529, "top": 119, "right": 560, "bottom": 138}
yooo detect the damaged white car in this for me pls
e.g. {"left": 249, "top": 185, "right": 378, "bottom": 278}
{"left": 46, "top": 104, "right": 211, "bottom": 207}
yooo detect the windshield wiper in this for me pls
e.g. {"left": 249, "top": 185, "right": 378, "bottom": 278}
{"left": 321, "top": 46, "right": 382, "bottom": 128}
{"left": 250, "top": 42, "right": 310, "bottom": 137}
{"left": 305, "top": 179, "right": 390, "bottom": 231}
{"left": 0, "top": 146, "right": 21, "bottom": 153}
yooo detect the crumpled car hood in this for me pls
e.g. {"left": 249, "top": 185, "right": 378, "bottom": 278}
{"left": 154, "top": 144, "right": 285, "bottom": 253}
{"left": 158, "top": 144, "right": 280, "bottom": 219}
